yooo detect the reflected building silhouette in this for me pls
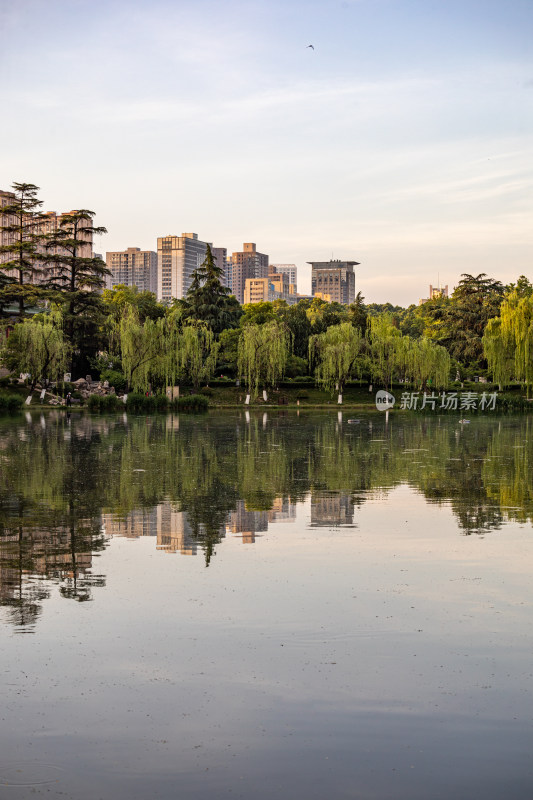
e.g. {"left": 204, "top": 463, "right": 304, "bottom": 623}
{"left": 310, "top": 494, "right": 354, "bottom": 527}
{"left": 226, "top": 500, "right": 268, "bottom": 543}
{"left": 268, "top": 497, "right": 296, "bottom": 523}
{"left": 226, "top": 497, "right": 296, "bottom": 543}
{"left": 102, "top": 502, "right": 199, "bottom": 555}
{"left": 156, "top": 504, "right": 198, "bottom": 555}
{"left": 0, "top": 523, "right": 102, "bottom": 627}
{"left": 102, "top": 508, "right": 158, "bottom": 540}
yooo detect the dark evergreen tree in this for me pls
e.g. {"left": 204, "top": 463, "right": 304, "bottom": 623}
{"left": 427, "top": 273, "right": 504, "bottom": 364}
{"left": 185, "top": 244, "right": 242, "bottom": 334}
{"left": 0, "top": 182, "right": 48, "bottom": 317}
{"left": 44, "top": 209, "right": 110, "bottom": 374}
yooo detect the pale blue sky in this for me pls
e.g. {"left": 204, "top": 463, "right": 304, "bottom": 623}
{"left": 1, "top": 0, "right": 531, "bottom": 302}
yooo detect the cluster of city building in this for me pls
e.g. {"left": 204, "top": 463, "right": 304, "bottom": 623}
{"left": 107, "top": 234, "right": 360, "bottom": 306}
{"left": 101, "top": 494, "right": 354, "bottom": 555}
{"left": 0, "top": 189, "right": 360, "bottom": 306}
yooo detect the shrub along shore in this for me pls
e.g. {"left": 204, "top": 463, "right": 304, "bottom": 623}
{"left": 0, "top": 380, "right": 530, "bottom": 414}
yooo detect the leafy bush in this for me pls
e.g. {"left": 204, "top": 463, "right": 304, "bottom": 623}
{"left": 171, "top": 394, "right": 209, "bottom": 412}
{"left": 0, "top": 393, "right": 23, "bottom": 413}
{"left": 285, "top": 355, "right": 308, "bottom": 378}
{"left": 100, "top": 369, "right": 127, "bottom": 394}
{"left": 126, "top": 393, "right": 157, "bottom": 413}
{"left": 200, "top": 386, "right": 213, "bottom": 396}
{"left": 154, "top": 394, "right": 169, "bottom": 412}
{"left": 88, "top": 394, "right": 122, "bottom": 412}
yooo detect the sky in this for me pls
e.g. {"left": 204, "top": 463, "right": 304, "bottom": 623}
{"left": 1, "top": 0, "right": 532, "bottom": 304}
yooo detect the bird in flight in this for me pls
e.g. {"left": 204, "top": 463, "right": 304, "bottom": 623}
{"left": 307, "top": 44, "right": 314, "bottom": 49}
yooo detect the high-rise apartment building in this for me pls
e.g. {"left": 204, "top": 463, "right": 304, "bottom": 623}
{"left": 211, "top": 247, "right": 229, "bottom": 287}
{"left": 106, "top": 247, "right": 157, "bottom": 293}
{"left": 0, "top": 190, "right": 16, "bottom": 266}
{"left": 271, "top": 264, "right": 297, "bottom": 293}
{"left": 0, "top": 199, "right": 94, "bottom": 285}
{"left": 309, "top": 259, "right": 358, "bottom": 305}
{"left": 229, "top": 243, "right": 269, "bottom": 304}
{"left": 157, "top": 233, "right": 210, "bottom": 302}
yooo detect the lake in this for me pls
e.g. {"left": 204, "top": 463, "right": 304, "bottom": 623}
{"left": 1, "top": 410, "right": 531, "bottom": 799}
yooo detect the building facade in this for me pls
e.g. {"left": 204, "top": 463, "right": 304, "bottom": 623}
{"left": 0, "top": 200, "right": 94, "bottom": 285}
{"left": 106, "top": 247, "right": 157, "bottom": 293}
{"left": 157, "top": 233, "right": 210, "bottom": 302}
{"left": 271, "top": 263, "right": 297, "bottom": 293}
{"left": 211, "top": 246, "right": 230, "bottom": 288}
{"left": 229, "top": 242, "right": 269, "bottom": 304}
{"left": 309, "top": 259, "right": 358, "bottom": 305}
{"left": 268, "top": 269, "right": 289, "bottom": 300}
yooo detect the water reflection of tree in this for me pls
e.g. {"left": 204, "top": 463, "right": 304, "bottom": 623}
{"left": 1, "top": 411, "right": 533, "bottom": 628}
{"left": 0, "top": 414, "right": 107, "bottom": 627}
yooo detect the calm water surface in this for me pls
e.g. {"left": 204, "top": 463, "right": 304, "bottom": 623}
{"left": 1, "top": 410, "right": 532, "bottom": 799}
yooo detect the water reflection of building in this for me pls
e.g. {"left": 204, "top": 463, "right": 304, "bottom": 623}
{"left": 0, "top": 524, "right": 100, "bottom": 627}
{"left": 226, "top": 497, "right": 296, "bottom": 543}
{"left": 156, "top": 504, "right": 197, "bottom": 555}
{"left": 311, "top": 494, "right": 354, "bottom": 527}
{"left": 268, "top": 497, "right": 296, "bottom": 522}
{"left": 102, "top": 508, "right": 158, "bottom": 539}
{"left": 102, "top": 503, "right": 198, "bottom": 555}
{"left": 226, "top": 500, "right": 268, "bottom": 543}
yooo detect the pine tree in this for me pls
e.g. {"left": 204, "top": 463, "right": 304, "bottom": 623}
{"left": 44, "top": 209, "right": 109, "bottom": 374}
{"left": 186, "top": 244, "right": 241, "bottom": 334}
{"left": 0, "top": 182, "right": 48, "bottom": 317}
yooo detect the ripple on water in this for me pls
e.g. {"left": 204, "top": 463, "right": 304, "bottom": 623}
{"left": 0, "top": 763, "right": 64, "bottom": 787}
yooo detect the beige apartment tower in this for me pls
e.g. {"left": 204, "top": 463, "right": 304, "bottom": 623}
{"left": 230, "top": 243, "right": 269, "bottom": 304}
{"left": 157, "top": 233, "right": 210, "bottom": 302}
{"left": 106, "top": 248, "right": 157, "bottom": 294}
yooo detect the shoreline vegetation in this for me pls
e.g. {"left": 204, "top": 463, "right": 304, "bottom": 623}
{"left": 0, "top": 381, "right": 530, "bottom": 414}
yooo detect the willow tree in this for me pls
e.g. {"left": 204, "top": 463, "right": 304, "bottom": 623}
{"left": 403, "top": 337, "right": 450, "bottom": 388}
{"left": 180, "top": 322, "right": 218, "bottom": 390}
{"left": 367, "top": 314, "right": 403, "bottom": 389}
{"left": 483, "top": 291, "right": 533, "bottom": 395}
{"left": 482, "top": 317, "right": 514, "bottom": 390}
{"left": 118, "top": 308, "right": 164, "bottom": 392}
{"left": 238, "top": 320, "right": 290, "bottom": 400}
{"left": 309, "top": 322, "right": 364, "bottom": 403}
{"left": 2, "top": 309, "right": 69, "bottom": 389}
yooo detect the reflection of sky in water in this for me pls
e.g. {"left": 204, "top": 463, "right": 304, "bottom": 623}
{"left": 0, "top": 412, "right": 532, "bottom": 798}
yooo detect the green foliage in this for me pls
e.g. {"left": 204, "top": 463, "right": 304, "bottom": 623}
{"left": 483, "top": 291, "right": 533, "bottom": 394}
{"left": 309, "top": 322, "right": 365, "bottom": 394}
{"left": 217, "top": 328, "right": 240, "bottom": 375}
{"left": 285, "top": 354, "right": 308, "bottom": 378}
{"left": 185, "top": 245, "right": 242, "bottom": 334}
{"left": 424, "top": 273, "right": 504, "bottom": 364}
{"left": 118, "top": 307, "right": 165, "bottom": 392}
{"left": 126, "top": 393, "right": 157, "bottom": 413}
{"left": 43, "top": 209, "right": 110, "bottom": 374}
{"left": 102, "top": 285, "right": 166, "bottom": 323}
{"left": 172, "top": 394, "right": 209, "bottom": 412}
{"left": 367, "top": 313, "right": 450, "bottom": 389}
{"left": 2, "top": 309, "right": 69, "bottom": 388}
{"left": 0, "top": 182, "right": 47, "bottom": 317}
{"left": 100, "top": 369, "right": 127, "bottom": 393}
{"left": 305, "top": 297, "right": 349, "bottom": 334}
{"left": 87, "top": 394, "right": 122, "bottom": 412}
{"left": 238, "top": 320, "right": 290, "bottom": 398}
{"left": 0, "top": 393, "right": 23, "bottom": 413}
{"left": 180, "top": 322, "right": 218, "bottom": 389}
